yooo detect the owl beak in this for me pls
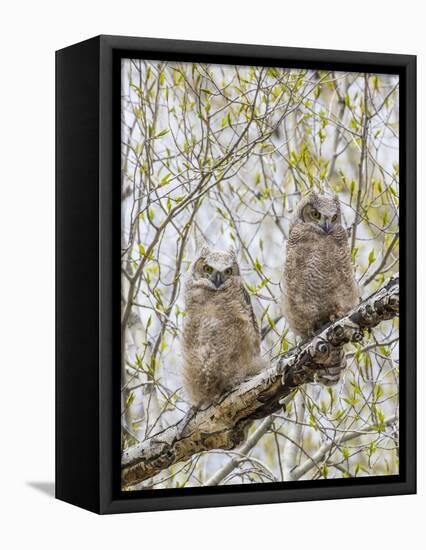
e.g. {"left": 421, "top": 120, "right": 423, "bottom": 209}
{"left": 321, "top": 219, "right": 332, "bottom": 233}
{"left": 212, "top": 271, "right": 225, "bottom": 288}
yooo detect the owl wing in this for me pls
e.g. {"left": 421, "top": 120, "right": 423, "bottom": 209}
{"left": 241, "top": 283, "right": 260, "bottom": 336}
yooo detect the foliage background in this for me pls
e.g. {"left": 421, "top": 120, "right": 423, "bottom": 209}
{"left": 120, "top": 59, "right": 399, "bottom": 489}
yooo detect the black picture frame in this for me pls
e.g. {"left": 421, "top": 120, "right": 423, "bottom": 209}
{"left": 56, "top": 35, "right": 416, "bottom": 514}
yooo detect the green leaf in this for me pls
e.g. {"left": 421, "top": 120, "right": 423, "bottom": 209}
{"left": 155, "top": 129, "right": 169, "bottom": 138}
{"left": 159, "top": 173, "right": 172, "bottom": 186}
{"left": 280, "top": 336, "right": 289, "bottom": 353}
{"left": 126, "top": 392, "right": 135, "bottom": 407}
{"left": 216, "top": 207, "right": 227, "bottom": 219}
{"left": 130, "top": 84, "right": 142, "bottom": 96}
{"left": 364, "top": 353, "right": 371, "bottom": 369}
{"left": 374, "top": 384, "right": 384, "bottom": 400}
{"left": 372, "top": 75, "right": 379, "bottom": 91}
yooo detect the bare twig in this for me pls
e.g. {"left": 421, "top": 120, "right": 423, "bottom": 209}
{"left": 289, "top": 414, "right": 398, "bottom": 481}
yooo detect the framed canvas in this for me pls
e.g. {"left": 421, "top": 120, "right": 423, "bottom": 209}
{"left": 56, "top": 35, "right": 416, "bottom": 514}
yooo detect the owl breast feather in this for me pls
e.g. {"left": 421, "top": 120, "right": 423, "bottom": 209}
{"left": 283, "top": 224, "right": 359, "bottom": 338}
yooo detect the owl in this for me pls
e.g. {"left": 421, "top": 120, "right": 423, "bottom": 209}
{"left": 282, "top": 191, "right": 359, "bottom": 385}
{"left": 182, "top": 244, "right": 263, "bottom": 406}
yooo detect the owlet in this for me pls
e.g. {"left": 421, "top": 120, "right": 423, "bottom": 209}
{"left": 182, "top": 245, "right": 263, "bottom": 405}
{"left": 282, "top": 191, "right": 359, "bottom": 385}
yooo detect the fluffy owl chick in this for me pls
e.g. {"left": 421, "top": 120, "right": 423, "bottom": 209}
{"left": 282, "top": 192, "right": 359, "bottom": 385}
{"left": 182, "top": 245, "right": 262, "bottom": 406}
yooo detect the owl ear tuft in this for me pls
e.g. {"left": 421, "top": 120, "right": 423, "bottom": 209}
{"left": 199, "top": 244, "right": 211, "bottom": 257}
{"left": 333, "top": 194, "right": 341, "bottom": 209}
{"left": 197, "top": 238, "right": 211, "bottom": 258}
{"left": 193, "top": 227, "right": 210, "bottom": 257}
{"left": 196, "top": 238, "right": 210, "bottom": 257}
{"left": 310, "top": 189, "right": 319, "bottom": 199}
{"left": 227, "top": 244, "right": 237, "bottom": 259}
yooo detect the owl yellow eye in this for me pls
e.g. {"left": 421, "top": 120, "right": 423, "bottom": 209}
{"left": 311, "top": 209, "right": 321, "bottom": 220}
{"left": 331, "top": 214, "right": 337, "bottom": 222}
{"left": 224, "top": 268, "right": 232, "bottom": 276}
{"left": 203, "top": 265, "right": 213, "bottom": 274}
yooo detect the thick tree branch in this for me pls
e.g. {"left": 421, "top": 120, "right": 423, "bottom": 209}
{"left": 121, "top": 276, "right": 399, "bottom": 488}
{"left": 204, "top": 393, "right": 295, "bottom": 487}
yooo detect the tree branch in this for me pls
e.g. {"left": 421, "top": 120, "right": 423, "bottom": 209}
{"left": 121, "top": 276, "right": 399, "bottom": 488}
{"left": 363, "top": 233, "right": 399, "bottom": 287}
{"left": 289, "top": 413, "right": 398, "bottom": 481}
{"left": 204, "top": 416, "right": 275, "bottom": 486}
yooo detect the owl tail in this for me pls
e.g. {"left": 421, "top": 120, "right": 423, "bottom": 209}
{"left": 315, "top": 345, "right": 347, "bottom": 386}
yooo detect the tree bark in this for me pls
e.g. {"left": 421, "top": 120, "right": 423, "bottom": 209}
{"left": 121, "top": 276, "right": 399, "bottom": 488}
